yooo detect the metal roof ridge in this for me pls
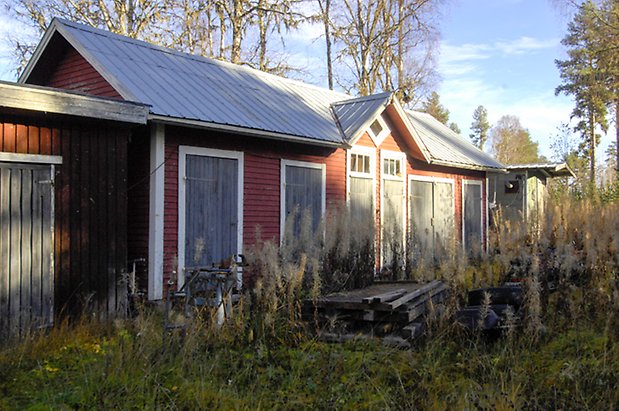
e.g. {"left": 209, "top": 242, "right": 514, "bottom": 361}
{"left": 52, "top": 18, "right": 351, "bottom": 101}
{"left": 330, "top": 91, "right": 392, "bottom": 107}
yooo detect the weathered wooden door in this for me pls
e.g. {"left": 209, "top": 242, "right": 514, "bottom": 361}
{"left": 463, "top": 181, "right": 483, "bottom": 252}
{"left": 433, "top": 181, "right": 455, "bottom": 254}
{"left": 382, "top": 179, "right": 404, "bottom": 267}
{"left": 349, "top": 176, "right": 373, "bottom": 225}
{"left": 409, "top": 179, "right": 454, "bottom": 262}
{"left": 184, "top": 155, "right": 239, "bottom": 268}
{"left": 409, "top": 180, "right": 434, "bottom": 259}
{"left": 0, "top": 163, "right": 54, "bottom": 339}
{"left": 284, "top": 164, "right": 323, "bottom": 235}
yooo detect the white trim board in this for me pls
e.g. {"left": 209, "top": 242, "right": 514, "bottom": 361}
{"left": 148, "top": 123, "right": 165, "bottom": 300}
{"left": 177, "top": 145, "right": 244, "bottom": 288}
{"left": 280, "top": 159, "right": 326, "bottom": 242}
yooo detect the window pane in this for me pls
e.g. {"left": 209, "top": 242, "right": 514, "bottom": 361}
{"left": 370, "top": 119, "right": 383, "bottom": 136}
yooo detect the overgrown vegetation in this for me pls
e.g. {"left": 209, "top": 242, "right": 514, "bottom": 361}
{"left": 1, "top": 197, "right": 618, "bottom": 409}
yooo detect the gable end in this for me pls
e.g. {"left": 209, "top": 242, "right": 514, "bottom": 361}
{"left": 24, "top": 32, "right": 122, "bottom": 100}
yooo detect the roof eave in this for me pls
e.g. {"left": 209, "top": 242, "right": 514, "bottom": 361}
{"left": 392, "top": 99, "right": 432, "bottom": 163}
{"left": 149, "top": 114, "right": 343, "bottom": 148}
{"left": 428, "top": 158, "right": 507, "bottom": 173}
{"left": 0, "top": 81, "right": 149, "bottom": 124}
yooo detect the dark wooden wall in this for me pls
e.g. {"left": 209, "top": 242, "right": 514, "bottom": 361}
{"left": 0, "top": 111, "right": 130, "bottom": 320}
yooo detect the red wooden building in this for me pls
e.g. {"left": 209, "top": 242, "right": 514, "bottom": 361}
{"left": 8, "top": 18, "right": 505, "bottom": 307}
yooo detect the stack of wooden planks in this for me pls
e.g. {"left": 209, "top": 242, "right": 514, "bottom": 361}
{"left": 303, "top": 280, "right": 448, "bottom": 347}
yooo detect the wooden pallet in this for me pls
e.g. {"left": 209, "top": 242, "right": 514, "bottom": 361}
{"left": 304, "top": 280, "right": 448, "bottom": 345}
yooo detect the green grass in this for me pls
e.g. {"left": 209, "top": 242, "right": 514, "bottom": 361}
{"left": 1, "top": 314, "right": 617, "bottom": 410}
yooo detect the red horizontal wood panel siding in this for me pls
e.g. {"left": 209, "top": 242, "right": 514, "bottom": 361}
{"left": 46, "top": 47, "right": 122, "bottom": 99}
{"left": 163, "top": 126, "right": 346, "bottom": 286}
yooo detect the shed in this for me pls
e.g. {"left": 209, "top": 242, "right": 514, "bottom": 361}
{"left": 488, "top": 163, "right": 574, "bottom": 229}
{"left": 15, "top": 18, "right": 506, "bottom": 302}
{"left": 0, "top": 81, "right": 148, "bottom": 339}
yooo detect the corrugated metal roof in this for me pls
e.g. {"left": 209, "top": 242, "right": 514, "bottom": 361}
{"left": 331, "top": 92, "right": 392, "bottom": 143}
{"left": 21, "top": 18, "right": 507, "bottom": 170}
{"left": 45, "top": 18, "right": 352, "bottom": 145}
{"left": 406, "top": 111, "right": 505, "bottom": 171}
{"left": 505, "top": 163, "right": 575, "bottom": 177}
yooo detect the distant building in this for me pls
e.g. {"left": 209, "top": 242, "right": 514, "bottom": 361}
{"left": 488, "top": 163, "right": 575, "bottom": 230}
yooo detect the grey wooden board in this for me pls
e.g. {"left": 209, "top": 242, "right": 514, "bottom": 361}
{"left": 311, "top": 282, "right": 425, "bottom": 310}
{"left": 409, "top": 180, "right": 454, "bottom": 261}
{"left": 185, "top": 155, "right": 239, "bottom": 267}
{"left": 284, "top": 165, "right": 322, "bottom": 235}
{"left": 0, "top": 163, "right": 54, "bottom": 340}
{"left": 361, "top": 288, "right": 406, "bottom": 304}
{"left": 463, "top": 183, "right": 482, "bottom": 250}
{"left": 349, "top": 176, "right": 373, "bottom": 225}
{"left": 382, "top": 280, "right": 442, "bottom": 310}
{"left": 433, "top": 182, "right": 454, "bottom": 254}
{"left": 409, "top": 180, "right": 434, "bottom": 259}
{"left": 382, "top": 179, "right": 404, "bottom": 265}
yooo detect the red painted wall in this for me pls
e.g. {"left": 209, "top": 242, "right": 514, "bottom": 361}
{"left": 350, "top": 113, "right": 488, "bottom": 263}
{"left": 46, "top": 46, "right": 122, "bottom": 99}
{"left": 159, "top": 125, "right": 346, "bottom": 285}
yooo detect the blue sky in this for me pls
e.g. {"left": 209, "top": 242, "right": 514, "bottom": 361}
{"left": 437, "top": 0, "right": 581, "bottom": 159}
{"left": 0, "top": 0, "right": 613, "bottom": 161}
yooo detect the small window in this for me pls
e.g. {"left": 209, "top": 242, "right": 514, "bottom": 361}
{"left": 370, "top": 119, "right": 383, "bottom": 137}
{"left": 505, "top": 180, "right": 519, "bottom": 194}
{"left": 351, "top": 153, "right": 371, "bottom": 174}
{"left": 383, "top": 158, "right": 402, "bottom": 177}
{"left": 367, "top": 115, "right": 390, "bottom": 146}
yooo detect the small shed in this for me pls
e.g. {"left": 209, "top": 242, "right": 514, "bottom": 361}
{"left": 488, "top": 163, "right": 574, "bottom": 229}
{"left": 0, "top": 81, "right": 148, "bottom": 340}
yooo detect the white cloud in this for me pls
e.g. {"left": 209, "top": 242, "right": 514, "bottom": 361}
{"left": 494, "top": 36, "right": 559, "bottom": 55}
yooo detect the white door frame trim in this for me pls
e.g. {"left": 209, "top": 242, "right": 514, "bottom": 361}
{"left": 177, "top": 145, "right": 244, "bottom": 287}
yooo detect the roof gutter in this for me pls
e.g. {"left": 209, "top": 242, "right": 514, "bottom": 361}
{"left": 428, "top": 158, "right": 508, "bottom": 173}
{"left": 149, "top": 115, "right": 344, "bottom": 148}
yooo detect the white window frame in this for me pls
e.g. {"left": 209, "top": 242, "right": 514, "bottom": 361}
{"left": 280, "top": 159, "right": 326, "bottom": 241}
{"left": 461, "top": 179, "right": 484, "bottom": 251}
{"left": 177, "top": 146, "right": 244, "bottom": 287}
{"left": 346, "top": 145, "right": 376, "bottom": 206}
{"left": 379, "top": 149, "right": 407, "bottom": 266}
{"left": 367, "top": 114, "right": 391, "bottom": 147}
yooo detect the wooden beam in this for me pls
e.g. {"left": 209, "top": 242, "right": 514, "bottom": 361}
{"left": 0, "top": 81, "right": 149, "bottom": 125}
{"left": 361, "top": 288, "right": 406, "bottom": 304}
{"left": 0, "top": 153, "right": 62, "bottom": 165}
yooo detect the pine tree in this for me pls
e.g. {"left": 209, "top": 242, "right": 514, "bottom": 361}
{"left": 421, "top": 91, "right": 450, "bottom": 124}
{"left": 449, "top": 122, "right": 461, "bottom": 134}
{"left": 469, "top": 105, "right": 490, "bottom": 150}
{"left": 556, "top": 0, "right": 611, "bottom": 185}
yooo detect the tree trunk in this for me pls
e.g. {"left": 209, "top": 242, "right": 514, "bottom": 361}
{"left": 319, "top": 0, "right": 333, "bottom": 90}
{"left": 616, "top": 99, "right": 619, "bottom": 179}
{"left": 590, "top": 112, "right": 596, "bottom": 186}
{"left": 231, "top": 0, "right": 243, "bottom": 64}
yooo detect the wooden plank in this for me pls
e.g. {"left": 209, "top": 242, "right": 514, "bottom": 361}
{"left": 30, "top": 168, "right": 44, "bottom": 328}
{"left": 0, "top": 82, "right": 149, "bottom": 125}
{"left": 361, "top": 288, "right": 406, "bottom": 304}
{"left": 9, "top": 168, "right": 21, "bottom": 336}
{"left": 20, "top": 168, "right": 33, "bottom": 334}
{"left": 105, "top": 129, "right": 115, "bottom": 317}
{"left": 0, "top": 168, "right": 10, "bottom": 338}
{"left": 115, "top": 130, "right": 128, "bottom": 315}
{"left": 376, "top": 280, "right": 443, "bottom": 311}
{"left": 41, "top": 165, "right": 53, "bottom": 327}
